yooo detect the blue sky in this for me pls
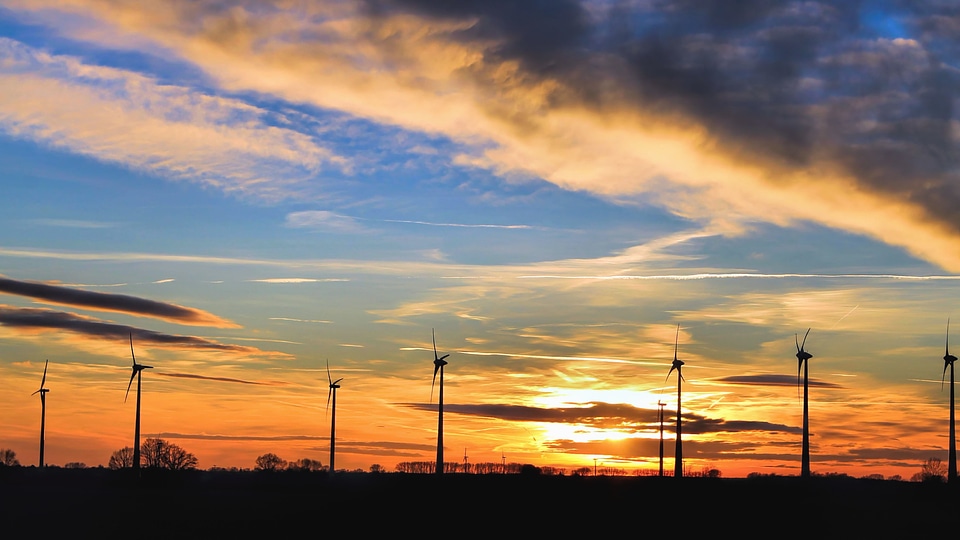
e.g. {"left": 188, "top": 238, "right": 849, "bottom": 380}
{"left": 0, "top": 0, "right": 958, "bottom": 478}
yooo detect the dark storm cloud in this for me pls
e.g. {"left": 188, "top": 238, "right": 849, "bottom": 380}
{"left": 363, "top": 0, "right": 959, "bottom": 230}
{"left": 718, "top": 374, "right": 844, "bottom": 388}
{"left": 0, "top": 305, "right": 261, "bottom": 353}
{"left": 0, "top": 275, "right": 238, "bottom": 327}
{"left": 362, "top": 0, "right": 591, "bottom": 73}
{"left": 404, "top": 401, "right": 800, "bottom": 434}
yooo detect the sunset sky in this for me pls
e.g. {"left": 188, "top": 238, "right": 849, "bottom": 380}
{"left": 1, "top": 1, "right": 958, "bottom": 478}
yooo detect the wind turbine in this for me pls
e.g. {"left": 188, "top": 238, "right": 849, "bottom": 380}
{"left": 125, "top": 333, "right": 152, "bottom": 472}
{"left": 32, "top": 360, "right": 49, "bottom": 468}
{"left": 942, "top": 319, "right": 957, "bottom": 482}
{"left": 326, "top": 359, "right": 343, "bottom": 474}
{"left": 657, "top": 399, "right": 666, "bottom": 477}
{"left": 666, "top": 324, "right": 685, "bottom": 478}
{"left": 430, "top": 328, "right": 450, "bottom": 476}
{"left": 795, "top": 328, "right": 813, "bottom": 478}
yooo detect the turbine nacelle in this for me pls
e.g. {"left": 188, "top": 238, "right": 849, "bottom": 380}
{"left": 430, "top": 328, "right": 449, "bottom": 402}
{"left": 326, "top": 360, "right": 343, "bottom": 414}
{"left": 124, "top": 333, "right": 153, "bottom": 403}
{"left": 796, "top": 328, "right": 812, "bottom": 391}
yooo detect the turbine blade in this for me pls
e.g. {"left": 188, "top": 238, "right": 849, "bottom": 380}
{"left": 129, "top": 332, "right": 137, "bottom": 366}
{"left": 40, "top": 359, "right": 48, "bottom": 388}
{"left": 943, "top": 362, "right": 949, "bottom": 391}
{"left": 431, "top": 364, "right": 440, "bottom": 402}
{"left": 666, "top": 365, "right": 676, "bottom": 382}
{"left": 326, "top": 387, "right": 333, "bottom": 415}
{"left": 674, "top": 324, "right": 680, "bottom": 362}
{"left": 801, "top": 328, "right": 810, "bottom": 351}
{"left": 124, "top": 370, "right": 136, "bottom": 402}
{"left": 796, "top": 333, "right": 800, "bottom": 353}
{"left": 326, "top": 359, "right": 332, "bottom": 386}
{"left": 947, "top": 318, "right": 952, "bottom": 357}
{"left": 333, "top": 378, "right": 343, "bottom": 385}
{"left": 433, "top": 328, "right": 439, "bottom": 361}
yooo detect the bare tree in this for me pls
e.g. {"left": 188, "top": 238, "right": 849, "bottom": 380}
{"left": 109, "top": 447, "right": 135, "bottom": 469}
{"left": 139, "top": 438, "right": 199, "bottom": 470}
{"left": 911, "top": 457, "right": 946, "bottom": 483}
{"left": 255, "top": 453, "right": 286, "bottom": 471}
{"left": 287, "top": 458, "right": 322, "bottom": 471}
{"left": 0, "top": 449, "right": 20, "bottom": 466}
{"left": 369, "top": 464, "right": 384, "bottom": 473}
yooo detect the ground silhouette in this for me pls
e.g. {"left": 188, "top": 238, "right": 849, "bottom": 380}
{"left": 1, "top": 467, "right": 956, "bottom": 535}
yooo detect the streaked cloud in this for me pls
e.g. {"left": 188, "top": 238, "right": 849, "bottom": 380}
{"left": 156, "top": 372, "right": 286, "bottom": 386}
{"left": 403, "top": 401, "right": 801, "bottom": 435}
{"left": 0, "top": 305, "right": 280, "bottom": 356}
{"left": 268, "top": 317, "right": 332, "bottom": 324}
{"left": 284, "top": 211, "right": 366, "bottom": 232}
{"left": 6, "top": 1, "right": 956, "bottom": 268}
{"left": 0, "top": 37, "right": 345, "bottom": 202}
{"left": 250, "top": 278, "right": 348, "bottom": 284}
{"left": 0, "top": 275, "right": 237, "bottom": 327}
{"left": 716, "top": 374, "right": 844, "bottom": 389}
{"left": 27, "top": 218, "right": 117, "bottom": 229}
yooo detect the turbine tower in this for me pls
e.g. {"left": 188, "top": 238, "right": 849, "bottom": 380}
{"left": 326, "top": 360, "right": 343, "bottom": 475}
{"left": 666, "top": 324, "right": 685, "bottom": 478}
{"left": 125, "top": 333, "right": 152, "bottom": 472}
{"left": 430, "top": 328, "right": 450, "bottom": 475}
{"left": 31, "top": 360, "right": 49, "bottom": 468}
{"left": 942, "top": 319, "right": 957, "bottom": 482}
{"left": 657, "top": 399, "right": 666, "bottom": 477}
{"left": 795, "top": 328, "right": 813, "bottom": 478}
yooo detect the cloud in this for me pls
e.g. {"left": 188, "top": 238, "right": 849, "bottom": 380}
{"left": 249, "top": 278, "right": 348, "bottom": 284}
{"left": 284, "top": 211, "right": 367, "bottom": 232}
{"left": 0, "top": 37, "right": 345, "bottom": 202}
{"left": 717, "top": 374, "right": 845, "bottom": 389}
{"left": 7, "top": 0, "right": 955, "bottom": 270}
{"left": 0, "top": 305, "right": 282, "bottom": 356}
{"left": 404, "top": 401, "right": 801, "bottom": 435}
{"left": 269, "top": 317, "right": 332, "bottom": 324}
{"left": 27, "top": 218, "right": 117, "bottom": 229}
{"left": 0, "top": 275, "right": 238, "bottom": 328}
{"left": 155, "top": 372, "right": 287, "bottom": 386}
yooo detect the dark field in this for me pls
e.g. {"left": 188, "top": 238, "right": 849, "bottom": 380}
{"left": 2, "top": 468, "right": 956, "bottom": 536}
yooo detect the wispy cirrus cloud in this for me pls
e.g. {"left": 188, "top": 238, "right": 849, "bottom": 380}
{"left": 0, "top": 37, "right": 345, "bottom": 202}
{"left": 27, "top": 218, "right": 118, "bottom": 229}
{"left": 249, "top": 278, "right": 348, "bottom": 284}
{"left": 0, "top": 275, "right": 236, "bottom": 327}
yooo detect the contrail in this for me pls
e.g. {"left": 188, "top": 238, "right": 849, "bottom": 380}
{"left": 831, "top": 305, "right": 860, "bottom": 329}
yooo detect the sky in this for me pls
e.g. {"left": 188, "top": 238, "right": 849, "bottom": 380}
{"left": 0, "top": 0, "right": 958, "bottom": 478}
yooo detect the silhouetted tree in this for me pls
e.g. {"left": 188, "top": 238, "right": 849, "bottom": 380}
{"left": 287, "top": 458, "right": 322, "bottom": 471}
{"left": 108, "top": 447, "right": 135, "bottom": 469}
{"left": 255, "top": 453, "right": 287, "bottom": 471}
{"left": 912, "top": 458, "right": 946, "bottom": 483}
{"left": 369, "top": 464, "right": 384, "bottom": 473}
{"left": 572, "top": 466, "right": 592, "bottom": 476}
{"left": 140, "top": 438, "right": 199, "bottom": 470}
{"left": 64, "top": 462, "right": 87, "bottom": 469}
{"left": 0, "top": 449, "right": 19, "bottom": 466}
